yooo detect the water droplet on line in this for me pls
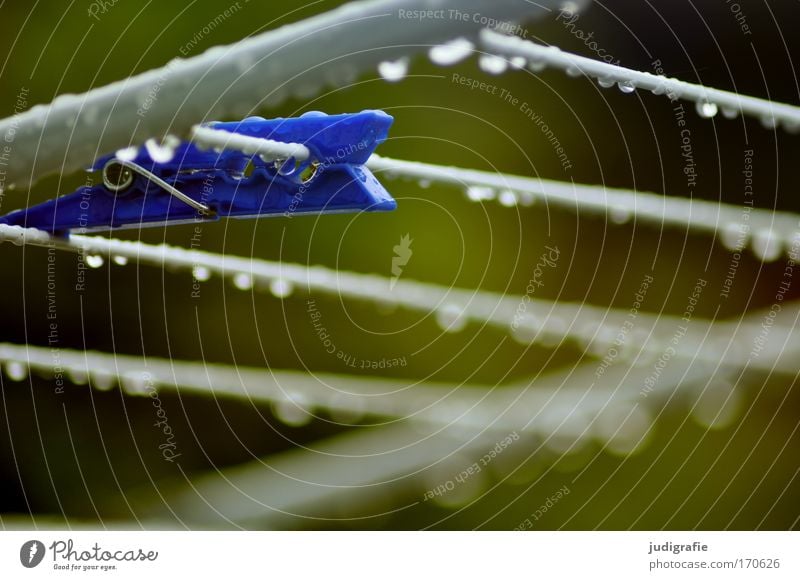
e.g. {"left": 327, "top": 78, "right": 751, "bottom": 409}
{"left": 695, "top": 101, "right": 718, "bottom": 119}
{"left": 597, "top": 77, "right": 615, "bottom": 89}
{"left": 428, "top": 38, "right": 474, "bottom": 66}
{"left": 527, "top": 59, "right": 547, "bottom": 73}
{"left": 509, "top": 56, "right": 527, "bottom": 70}
{"left": 86, "top": 254, "right": 104, "bottom": 269}
{"left": 721, "top": 107, "right": 739, "bottom": 120}
{"left": 593, "top": 404, "right": 652, "bottom": 456}
{"left": 760, "top": 115, "right": 779, "bottom": 129}
{"left": 5, "top": 361, "right": 28, "bottom": 381}
{"left": 609, "top": 205, "right": 631, "bottom": 224}
{"left": 617, "top": 80, "right": 636, "bottom": 94}
{"left": 751, "top": 229, "right": 782, "bottom": 262}
{"left": 691, "top": 382, "right": 742, "bottom": 430}
{"left": 720, "top": 222, "right": 748, "bottom": 251}
{"left": 121, "top": 372, "right": 150, "bottom": 395}
{"left": 112, "top": 255, "right": 128, "bottom": 266}
{"left": 465, "top": 186, "right": 495, "bottom": 201}
{"left": 499, "top": 190, "right": 518, "bottom": 207}
{"left": 233, "top": 273, "right": 254, "bottom": 290}
{"left": 67, "top": 369, "right": 89, "bottom": 385}
{"left": 377, "top": 58, "right": 409, "bottom": 82}
{"left": 270, "top": 278, "right": 294, "bottom": 298}
{"left": 193, "top": 266, "right": 211, "bottom": 281}
{"left": 511, "top": 313, "right": 542, "bottom": 344}
{"left": 273, "top": 393, "right": 313, "bottom": 427}
{"left": 478, "top": 54, "right": 508, "bottom": 75}
{"left": 92, "top": 371, "right": 116, "bottom": 391}
{"left": 436, "top": 303, "right": 467, "bottom": 333}
{"left": 115, "top": 146, "right": 139, "bottom": 162}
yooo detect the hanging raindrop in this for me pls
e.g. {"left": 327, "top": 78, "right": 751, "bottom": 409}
{"left": 436, "top": 303, "right": 467, "bottom": 333}
{"left": 478, "top": 54, "right": 508, "bottom": 75}
{"left": 233, "top": 273, "right": 254, "bottom": 290}
{"left": 617, "top": 80, "right": 636, "bottom": 94}
{"left": 751, "top": 229, "right": 782, "bottom": 262}
{"left": 269, "top": 278, "right": 294, "bottom": 298}
{"left": 85, "top": 254, "right": 104, "bottom": 269}
{"left": 273, "top": 393, "right": 313, "bottom": 427}
{"left": 465, "top": 186, "right": 496, "bottom": 201}
{"left": 695, "top": 101, "right": 719, "bottom": 119}
{"left": 428, "top": 38, "right": 474, "bottom": 66}
{"left": 193, "top": 266, "right": 211, "bottom": 281}
{"left": 498, "top": 190, "right": 518, "bottom": 207}
{"left": 5, "top": 361, "right": 28, "bottom": 381}
{"left": 377, "top": 58, "right": 409, "bottom": 82}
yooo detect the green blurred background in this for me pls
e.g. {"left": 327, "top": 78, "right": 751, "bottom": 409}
{"left": 0, "top": 0, "right": 798, "bottom": 529}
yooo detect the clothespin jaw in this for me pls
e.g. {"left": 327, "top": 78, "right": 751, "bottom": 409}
{"left": 0, "top": 110, "right": 396, "bottom": 234}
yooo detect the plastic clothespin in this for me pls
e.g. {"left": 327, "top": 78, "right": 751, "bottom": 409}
{"left": 0, "top": 110, "right": 396, "bottom": 234}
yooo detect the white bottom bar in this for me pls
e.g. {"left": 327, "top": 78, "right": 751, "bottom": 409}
{"left": 1, "top": 531, "right": 798, "bottom": 578}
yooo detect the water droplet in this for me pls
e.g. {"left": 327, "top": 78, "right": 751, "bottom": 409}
{"left": 509, "top": 56, "right": 527, "bottom": 70}
{"left": 91, "top": 371, "right": 116, "bottom": 391}
{"left": 112, "top": 255, "right": 128, "bottom": 266}
{"left": 233, "top": 273, "right": 254, "bottom": 290}
{"left": 609, "top": 205, "right": 631, "bottom": 224}
{"left": 783, "top": 119, "right": 800, "bottom": 134}
{"left": 517, "top": 190, "right": 536, "bottom": 206}
{"left": 67, "top": 369, "right": 89, "bottom": 385}
{"left": 377, "top": 58, "right": 409, "bottom": 82}
{"left": 617, "top": 80, "right": 636, "bottom": 94}
{"left": 751, "top": 229, "right": 782, "bottom": 262}
{"left": 721, "top": 107, "right": 739, "bottom": 120}
{"left": 422, "top": 454, "right": 487, "bottom": 509}
{"left": 418, "top": 179, "right": 431, "bottom": 189}
{"left": 436, "top": 303, "right": 467, "bottom": 333}
{"left": 269, "top": 278, "right": 294, "bottom": 298}
{"left": 593, "top": 404, "right": 652, "bottom": 456}
{"left": 5, "top": 361, "right": 28, "bottom": 381}
{"left": 650, "top": 83, "right": 666, "bottom": 96}
{"left": 85, "top": 254, "right": 104, "bottom": 269}
{"left": 565, "top": 66, "right": 581, "bottom": 78}
{"left": 273, "top": 393, "right": 313, "bottom": 427}
{"left": 720, "top": 222, "right": 748, "bottom": 251}
{"left": 428, "top": 38, "right": 474, "bottom": 66}
{"left": 499, "top": 190, "right": 518, "bottom": 207}
{"left": 144, "top": 138, "right": 178, "bottom": 164}
{"left": 465, "top": 186, "right": 495, "bottom": 202}
{"left": 690, "top": 382, "right": 742, "bottom": 430}
{"left": 695, "top": 101, "right": 718, "bottom": 119}
{"left": 193, "top": 266, "right": 211, "bottom": 281}
{"left": 115, "top": 146, "right": 139, "bottom": 162}
{"left": 538, "top": 407, "right": 590, "bottom": 454}
{"left": 760, "top": 115, "right": 779, "bottom": 129}
{"left": 121, "top": 372, "right": 150, "bottom": 395}
{"left": 559, "top": 1, "right": 581, "bottom": 16}
{"left": 539, "top": 318, "right": 568, "bottom": 348}
{"left": 597, "top": 76, "right": 615, "bottom": 88}
{"left": 511, "top": 313, "right": 542, "bottom": 343}
{"left": 478, "top": 54, "right": 508, "bottom": 75}
{"left": 527, "top": 59, "right": 547, "bottom": 73}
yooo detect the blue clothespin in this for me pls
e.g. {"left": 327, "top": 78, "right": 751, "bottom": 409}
{"left": 0, "top": 110, "right": 396, "bottom": 234}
